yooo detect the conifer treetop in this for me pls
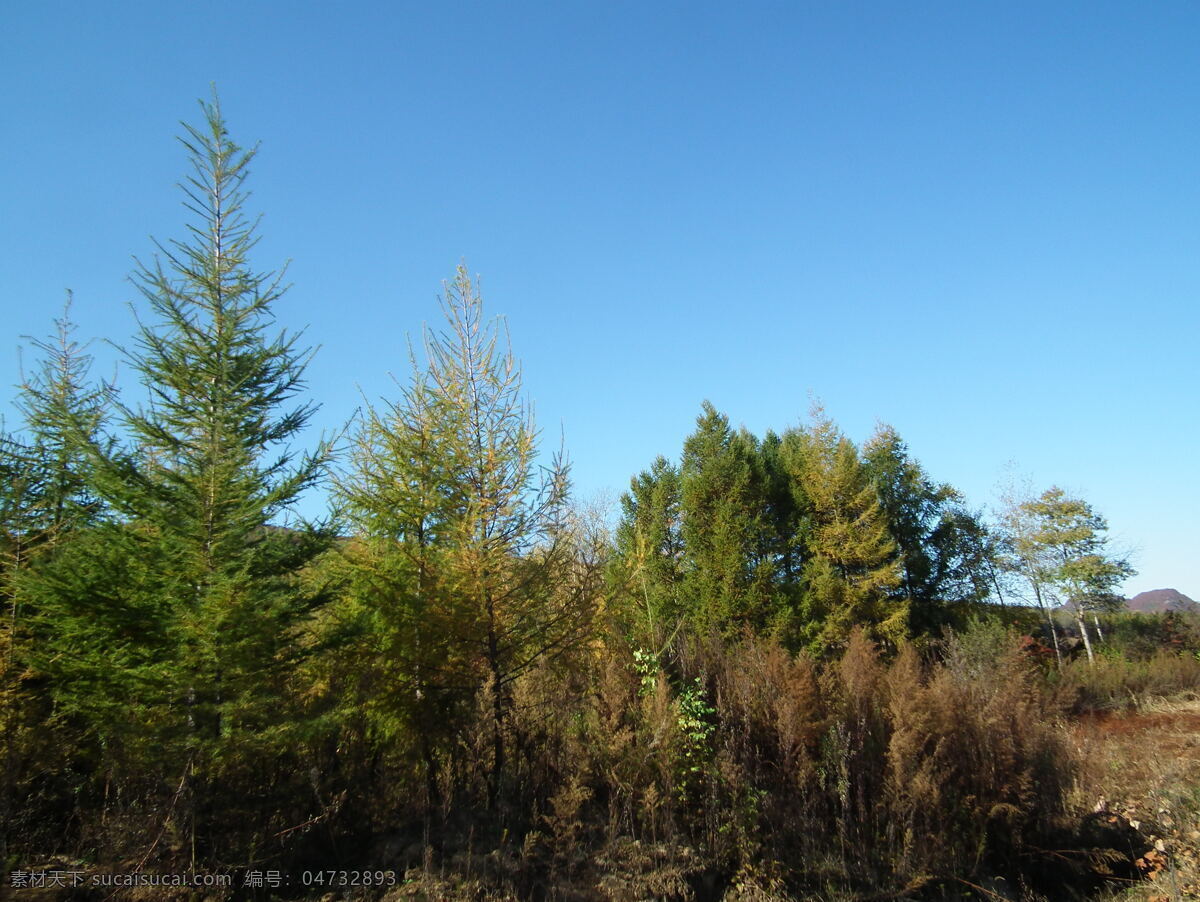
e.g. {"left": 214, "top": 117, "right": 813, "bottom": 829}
{"left": 106, "top": 91, "right": 327, "bottom": 530}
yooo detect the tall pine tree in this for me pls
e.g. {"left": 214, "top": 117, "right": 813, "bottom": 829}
{"left": 22, "top": 94, "right": 332, "bottom": 857}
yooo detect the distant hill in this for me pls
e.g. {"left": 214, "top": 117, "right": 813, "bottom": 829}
{"left": 1126, "top": 588, "right": 1198, "bottom": 614}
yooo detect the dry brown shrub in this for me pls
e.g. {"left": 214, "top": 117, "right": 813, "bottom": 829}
{"left": 566, "top": 639, "right": 684, "bottom": 845}
{"left": 593, "top": 837, "right": 701, "bottom": 900}
{"left": 822, "top": 627, "right": 891, "bottom": 879}
{"left": 836, "top": 625, "right": 886, "bottom": 712}
{"left": 713, "top": 635, "right": 825, "bottom": 789}
{"left": 371, "top": 625, "right": 1086, "bottom": 900}
{"left": 884, "top": 638, "right": 1075, "bottom": 882}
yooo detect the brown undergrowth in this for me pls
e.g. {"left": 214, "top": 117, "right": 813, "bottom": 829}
{"left": 368, "top": 629, "right": 1089, "bottom": 901}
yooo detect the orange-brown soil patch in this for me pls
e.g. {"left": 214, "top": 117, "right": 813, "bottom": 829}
{"left": 1077, "top": 708, "right": 1200, "bottom": 739}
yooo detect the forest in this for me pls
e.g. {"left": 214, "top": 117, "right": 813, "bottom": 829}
{"left": 3, "top": 99, "right": 1199, "bottom": 902}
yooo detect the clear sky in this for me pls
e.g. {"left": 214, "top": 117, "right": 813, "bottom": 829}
{"left": 2, "top": 2, "right": 1196, "bottom": 597}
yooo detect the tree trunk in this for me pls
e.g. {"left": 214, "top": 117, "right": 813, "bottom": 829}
{"left": 1031, "top": 581, "right": 1062, "bottom": 670}
{"left": 1043, "top": 605, "right": 1063, "bottom": 669}
{"left": 421, "top": 736, "right": 439, "bottom": 814}
{"left": 485, "top": 590, "right": 505, "bottom": 811}
{"left": 988, "top": 562, "right": 1006, "bottom": 607}
{"left": 1075, "top": 610, "right": 1095, "bottom": 665}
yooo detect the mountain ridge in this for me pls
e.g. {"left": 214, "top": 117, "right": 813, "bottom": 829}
{"left": 1126, "top": 588, "right": 1197, "bottom": 613}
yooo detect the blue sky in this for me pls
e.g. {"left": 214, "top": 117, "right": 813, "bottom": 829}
{"left": 2, "top": 2, "right": 1196, "bottom": 597}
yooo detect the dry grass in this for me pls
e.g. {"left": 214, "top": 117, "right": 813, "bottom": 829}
{"left": 1074, "top": 696, "right": 1200, "bottom": 902}
{"left": 1060, "top": 652, "right": 1200, "bottom": 713}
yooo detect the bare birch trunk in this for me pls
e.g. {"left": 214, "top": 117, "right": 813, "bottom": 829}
{"left": 1075, "top": 609, "right": 1095, "bottom": 665}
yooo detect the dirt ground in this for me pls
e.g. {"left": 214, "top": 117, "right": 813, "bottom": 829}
{"left": 1073, "top": 696, "right": 1200, "bottom": 900}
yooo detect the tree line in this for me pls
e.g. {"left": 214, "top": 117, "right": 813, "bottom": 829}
{"left": 610, "top": 403, "right": 1133, "bottom": 666}
{"left": 0, "top": 96, "right": 1139, "bottom": 889}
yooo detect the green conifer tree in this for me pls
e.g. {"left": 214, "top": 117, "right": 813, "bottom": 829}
{"left": 1, "top": 302, "right": 111, "bottom": 866}
{"left": 679, "top": 402, "right": 776, "bottom": 634}
{"left": 614, "top": 456, "right": 685, "bottom": 642}
{"left": 862, "top": 423, "right": 990, "bottom": 634}
{"left": 2, "top": 301, "right": 110, "bottom": 641}
{"left": 10, "top": 299, "right": 109, "bottom": 544}
{"left": 757, "top": 429, "right": 804, "bottom": 590}
{"left": 21, "top": 94, "right": 332, "bottom": 856}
